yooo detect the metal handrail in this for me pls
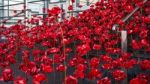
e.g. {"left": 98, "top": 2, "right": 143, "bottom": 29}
{"left": 0, "top": 9, "right": 29, "bottom": 23}
{"left": 0, "top": 15, "right": 25, "bottom": 19}
{"left": 0, "top": 11, "right": 39, "bottom": 19}
{"left": 0, "top": 0, "right": 66, "bottom": 7}
{"left": 112, "top": 0, "right": 148, "bottom": 30}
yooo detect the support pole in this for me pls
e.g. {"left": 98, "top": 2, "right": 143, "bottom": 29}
{"left": 121, "top": 30, "right": 128, "bottom": 84}
{"left": 24, "top": 0, "right": 28, "bottom": 19}
{"left": 121, "top": 31, "right": 127, "bottom": 52}
{"left": 65, "top": 0, "right": 69, "bottom": 18}
{"left": 0, "top": 0, "right": 4, "bottom": 24}
{"left": 8, "top": 0, "right": 9, "bottom": 17}
{"left": 86, "top": 0, "right": 90, "bottom": 6}
{"left": 24, "top": 0, "right": 28, "bottom": 27}
{"left": 43, "top": 0, "right": 49, "bottom": 18}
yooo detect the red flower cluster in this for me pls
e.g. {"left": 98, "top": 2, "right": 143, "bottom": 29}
{"left": 0, "top": 0, "right": 149, "bottom": 84}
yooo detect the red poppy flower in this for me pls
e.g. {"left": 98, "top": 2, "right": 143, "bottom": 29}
{"left": 1, "top": 68, "right": 13, "bottom": 81}
{"left": 14, "top": 76, "right": 27, "bottom": 84}
{"left": 130, "top": 77, "right": 148, "bottom": 84}
{"left": 131, "top": 40, "right": 141, "bottom": 50}
{"left": 93, "top": 44, "right": 102, "bottom": 50}
{"left": 33, "top": 73, "right": 46, "bottom": 82}
{"left": 48, "top": 7, "right": 62, "bottom": 16}
{"left": 77, "top": 44, "right": 91, "bottom": 56}
{"left": 76, "top": 64, "right": 87, "bottom": 72}
{"left": 97, "top": 77, "right": 111, "bottom": 84}
{"left": 88, "top": 69, "right": 102, "bottom": 79}
{"left": 112, "top": 70, "right": 126, "bottom": 81}
{"left": 68, "top": 5, "right": 73, "bottom": 10}
{"left": 140, "top": 60, "right": 150, "bottom": 70}
{"left": 100, "top": 55, "right": 112, "bottom": 63}
{"left": 123, "top": 59, "right": 137, "bottom": 69}
{"left": 40, "top": 63, "right": 53, "bottom": 73}
{"left": 71, "top": 0, "right": 75, "bottom": 3}
{"left": 90, "top": 57, "right": 100, "bottom": 68}
{"left": 56, "top": 64, "right": 66, "bottom": 72}
{"left": 73, "top": 70, "right": 85, "bottom": 78}
{"left": 46, "top": 47, "right": 60, "bottom": 54}
{"left": 102, "top": 63, "right": 113, "bottom": 70}
{"left": 65, "top": 75, "right": 78, "bottom": 84}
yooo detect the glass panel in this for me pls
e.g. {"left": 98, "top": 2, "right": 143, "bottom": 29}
{"left": 50, "top": 0, "right": 60, "bottom": 2}
{"left": 80, "top": 0, "right": 87, "bottom": 5}
{"left": 89, "top": 0, "right": 99, "bottom": 4}
{"left": 80, "top": 0, "right": 98, "bottom": 5}
{"left": 28, "top": 1, "right": 44, "bottom": 15}
{"left": 29, "top": 0, "right": 42, "bottom": 1}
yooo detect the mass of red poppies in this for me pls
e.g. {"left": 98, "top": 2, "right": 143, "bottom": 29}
{"left": 0, "top": 0, "right": 150, "bottom": 84}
